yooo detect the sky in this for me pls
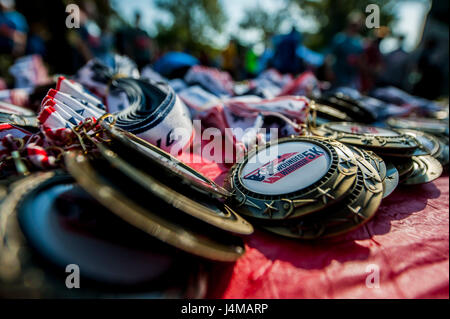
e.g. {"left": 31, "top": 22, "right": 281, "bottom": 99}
{"left": 111, "top": 0, "right": 431, "bottom": 53}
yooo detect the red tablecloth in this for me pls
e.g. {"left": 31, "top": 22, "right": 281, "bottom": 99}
{"left": 184, "top": 156, "right": 449, "bottom": 299}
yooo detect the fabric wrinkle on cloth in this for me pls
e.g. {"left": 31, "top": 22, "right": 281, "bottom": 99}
{"left": 184, "top": 153, "right": 449, "bottom": 299}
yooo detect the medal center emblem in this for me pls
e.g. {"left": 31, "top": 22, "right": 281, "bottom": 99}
{"left": 240, "top": 141, "right": 331, "bottom": 195}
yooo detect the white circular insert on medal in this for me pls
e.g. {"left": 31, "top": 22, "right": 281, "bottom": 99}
{"left": 240, "top": 141, "right": 331, "bottom": 195}
{"left": 329, "top": 123, "right": 400, "bottom": 137}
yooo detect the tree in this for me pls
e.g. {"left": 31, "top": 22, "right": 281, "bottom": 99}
{"left": 290, "top": 0, "right": 395, "bottom": 49}
{"left": 238, "top": 0, "right": 396, "bottom": 50}
{"left": 154, "top": 0, "right": 226, "bottom": 53}
{"left": 239, "top": 2, "right": 291, "bottom": 44}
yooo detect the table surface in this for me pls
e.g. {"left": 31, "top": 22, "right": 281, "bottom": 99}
{"left": 183, "top": 154, "right": 449, "bottom": 299}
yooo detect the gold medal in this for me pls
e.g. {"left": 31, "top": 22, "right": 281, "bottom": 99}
{"left": 402, "top": 155, "right": 443, "bottom": 185}
{"left": 65, "top": 151, "right": 246, "bottom": 262}
{"left": 312, "top": 122, "right": 420, "bottom": 156}
{"left": 226, "top": 136, "right": 358, "bottom": 220}
{"left": 94, "top": 141, "right": 253, "bottom": 235}
{"left": 261, "top": 150, "right": 383, "bottom": 239}
{"left": 382, "top": 162, "right": 399, "bottom": 198}
{"left": 387, "top": 117, "right": 449, "bottom": 136}
{"left": 102, "top": 123, "right": 231, "bottom": 199}
{"left": 396, "top": 129, "right": 443, "bottom": 159}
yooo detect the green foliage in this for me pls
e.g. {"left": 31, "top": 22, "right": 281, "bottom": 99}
{"left": 154, "top": 0, "right": 226, "bottom": 52}
{"left": 290, "top": 0, "right": 395, "bottom": 49}
{"left": 239, "top": 2, "right": 291, "bottom": 42}
{"left": 238, "top": 0, "right": 396, "bottom": 50}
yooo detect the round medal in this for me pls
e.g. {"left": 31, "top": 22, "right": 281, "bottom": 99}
{"left": 395, "top": 129, "right": 442, "bottom": 159}
{"left": 0, "top": 172, "right": 206, "bottom": 298}
{"left": 389, "top": 157, "right": 415, "bottom": 180}
{"left": 402, "top": 155, "right": 443, "bottom": 185}
{"left": 311, "top": 102, "right": 354, "bottom": 122}
{"left": 382, "top": 162, "right": 399, "bottom": 198}
{"left": 435, "top": 135, "right": 449, "bottom": 166}
{"left": 348, "top": 146, "right": 398, "bottom": 198}
{"left": 227, "top": 137, "right": 358, "bottom": 220}
{"left": 262, "top": 151, "right": 383, "bottom": 239}
{"left": 312, "top": 122, "right": 420, "bottom": 156}
{"left": 94, "top": 142, "right": 253, "bottom": 235}
{"left": 387, "top": 117, "right": 449, "bottom": 136}
{"left": 64, "top": 151, "right": 245, "bottom": 262}
{"left": 102, "top": 124, "right": 231, "bottom": 199}
{"left": 348, "top": 147, "right": 387, "bottom": 181}
{"left": 317, "top": 94, "right": 377, "bottom": 123}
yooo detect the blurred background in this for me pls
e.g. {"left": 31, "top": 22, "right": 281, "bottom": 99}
{"left": 0, "top": 0, "right": 448, "bottom": 99}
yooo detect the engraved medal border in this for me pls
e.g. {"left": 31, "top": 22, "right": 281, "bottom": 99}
{"left": 312, "top": 122, "right": 420, "bottom": 152}
{"left": 387, "top": 117, "right": 449, "bottom": 135}
{"left": 402, "top": 155, "right": 443, "bottom": 185}
{"left": 381, "top": 162, "right": 399, "bottom": 198}
{"left": 228, "top": 136, "right": 358, "bottom": 220}
{"left": 102, "top": 123, "right": 231, "bottom": 199}
{"left": 395, "top": 129, "right": 443, "bottom": 159}
{"left": 65, "top": 151, "right": 245, "bottom": 262}
{"left": 262, "top": 151, "right": 383, "bottom": 239}
{"left": 95, "top": 142, "right": 254, "bottom": 235}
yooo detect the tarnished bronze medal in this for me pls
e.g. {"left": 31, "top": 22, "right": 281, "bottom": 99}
{"left": 317, "top": 93, "right": 377, "bottom": 123}
{"left": 388, "top": 157, "right": 415, "bottom": 180}
{"left": 226, "top": 136, "right": 358, "bottom": 220}
{"left": 435, "top": 135, "right": 449, "bottom": 166}
{"left": 348, "top": 145, "right": 398, "bottom": 198}
{"left": 311, "top": 102, "right": 354, "bottom": 122}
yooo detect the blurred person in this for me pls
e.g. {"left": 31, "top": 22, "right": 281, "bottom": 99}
{"left": 25, "top": 20, "right": 48, "bottom": 57}
{"left": 414, "top": 37, "right": 444, "bottom": 100}
{"left": 360, "top": 27, "right": 388, "bottom": 93}
{"left": 378, "top": 35, "right": 410, "bottom": 90}
{"left": 327, "top": 12, "right": 364, "bottom": 88}
{"left": 258, "top": 34, "right": 275, "bottom": 74}
{"left": 271, "top": 27, "right": 304, "bottom": 75}
{"left": 116, "top": 11, "right": 153, "bottom": 70}
{"left": 0, "top": 0, "right": 27, "bottom": 56}
{"left": 68, "top": 1, "right": 114, "bottom": 68}
{"left": 222, "top": 39, "right": 238, "bottom": 78}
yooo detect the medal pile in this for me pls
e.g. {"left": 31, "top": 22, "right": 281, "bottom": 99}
{"left": 225, "top": 104, "right": 448, "bottom": 239}
{"left": 1, "top": 55, "right": 448, "bottom": 297}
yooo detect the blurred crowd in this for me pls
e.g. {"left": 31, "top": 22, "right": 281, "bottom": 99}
{"left": 0, "top": 0, "right": 448, "bottom": 101}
